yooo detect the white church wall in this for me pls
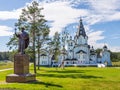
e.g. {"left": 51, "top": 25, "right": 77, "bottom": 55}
{"left": 101, "top": 51, "right": 112, "bottom": 66}
{"left": 36, "top": 19, "right": 112, "bottom": 67}
{"left": 40, "top": 56, "right": 49, "bottom": 65}
{"left": 90, "top": 54, "right": 97, "bottom": 64}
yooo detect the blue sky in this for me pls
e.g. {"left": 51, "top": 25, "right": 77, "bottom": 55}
{"left": 0, "top": 0, "right": 120, "bottom": 52}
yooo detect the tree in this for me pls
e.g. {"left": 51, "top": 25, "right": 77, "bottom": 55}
{"left": 95, "top": 48, "right": 102, "bottom": 58}
{"left": 7, "top": 35, "right": 18, "bottom": 50}
{"left": 36, "top": 20, "right": 50, "bottom": 70}
{"left": 7, "top": 1, "right": 49, "bottom": 73}
{"left": 0, "top": 53, "right": 3, "bottom": 60}
{"left": 0, "top": 52, "right": 10, "bottom": 61}
{"left": 110, "top": 52, "right": 120, "bottom": 62}
{"left": 8, "top": 50, "right": 17, "bottom": 61}
{"left": 49, "top": 32, "right": 61, "bottom": 63}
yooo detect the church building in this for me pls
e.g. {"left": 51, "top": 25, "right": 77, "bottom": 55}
{"left": 36, "top": 18, "right": 112, "bottom": 66}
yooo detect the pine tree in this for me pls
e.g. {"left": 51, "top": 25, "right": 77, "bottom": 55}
{"left": 7, "top": 1, "right": 49, "bottom": 73}
{"left": 36, "top": 19, "right": 50, "bottom": 70}
{"left": 49, "top": 32, "right": 61, "bottom": 63}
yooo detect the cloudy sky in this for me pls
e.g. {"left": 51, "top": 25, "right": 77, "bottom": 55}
{"left": 0, "top": 0, "right": 120, "bottom": 52}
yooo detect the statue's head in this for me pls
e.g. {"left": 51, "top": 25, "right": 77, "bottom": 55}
{"left": 21, "top": 27, "right": 25, "bottom": 32}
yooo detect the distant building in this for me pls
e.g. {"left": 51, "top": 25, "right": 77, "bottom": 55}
{"left": 36, "top": 18, "right": 112, "bottom": 66}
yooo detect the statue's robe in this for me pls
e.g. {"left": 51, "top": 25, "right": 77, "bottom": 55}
{"left": 16, "top": 31, "right": 29, "bottom": 54}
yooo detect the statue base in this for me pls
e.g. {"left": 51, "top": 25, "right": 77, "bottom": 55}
{"left": 6, "top": 54, "right": 36, "bottom": 83}
{"left": 6, "top": 73, "right": 36, "bottom": 83}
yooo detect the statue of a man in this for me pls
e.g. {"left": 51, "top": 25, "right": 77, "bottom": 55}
{"left": 15, "top": 27, "right": 29, "bottom": 54}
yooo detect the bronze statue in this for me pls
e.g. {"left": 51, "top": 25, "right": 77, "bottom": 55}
{"left": 15, "top": 27, "right": 29, "bottom": 54}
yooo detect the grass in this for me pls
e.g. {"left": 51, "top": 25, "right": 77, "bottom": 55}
{"left": 0, "top": 61, "right": 13, "bottom": 69}
{"left": 0, "top": 66, "right": 120, "bottom": 90}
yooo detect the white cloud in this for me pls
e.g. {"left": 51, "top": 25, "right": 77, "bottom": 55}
{"left": 42, "top": 1, "right": 88, "bottom": 36}
{"left": 0, "top": 26, "right": 13, "bottom": 36}
{"left": 87, "top": 29, "right": 105, "bottom": 50}
{"left": 110, "top": 33, "right": 120, "bottom": 39}
{"left": 105, "top": 12, "right": 120, "bottom": 22}
{"left": 88, "top": 0, "right": 119, "bottom": 13}
{"left": 88, "top": 30, "right": 105, "bottom": 44}
{"left": 0, "top": 8, "right": 22, "bottom": 36}
{"left": 40, "top": 0, "right": 120, "bottom": 52}
{"left": 0, "top": 0, "right": 120, "bottom": 51}
{"left": 85, "top": 0, "right": 120, "bottom": 24}
{"left": 109, "top": 46, "right": 120, "bottom": 52}
{"left": 0, "top": 8, "right": 22, "bottom": 20}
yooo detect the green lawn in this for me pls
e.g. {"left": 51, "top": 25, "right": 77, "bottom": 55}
{"left": 0, "top": 66, "right": 120, "bottom": 90}
{"left": 0, "top": 61, "right": 13, "bottom": 69}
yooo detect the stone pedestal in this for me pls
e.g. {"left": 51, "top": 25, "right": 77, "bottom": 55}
{"left": 6, "top": 54, "right": 36, "bottom": 83}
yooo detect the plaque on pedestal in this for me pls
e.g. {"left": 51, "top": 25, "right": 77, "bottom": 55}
{"left": 6, "top": 54, "right": 36, "bottom": 83}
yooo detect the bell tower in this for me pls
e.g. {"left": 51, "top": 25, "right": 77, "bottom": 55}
{"left": 75, "top": 18, "right": 88, "bottom": 45}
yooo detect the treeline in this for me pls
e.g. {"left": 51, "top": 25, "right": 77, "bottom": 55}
{"left": 111, "top": 52, "right": 120, "bottom": 62}
{"left": 0, "top": 51, "right": 17, "bottom": 61}
{"left": 95, "top": 49, "right": 120, "bottom": 62}
{"left": 0, "top": 52, "right": 9, "bottom": 60}
{"left": 0, "top": 51, "right": 120, "bottom": 62}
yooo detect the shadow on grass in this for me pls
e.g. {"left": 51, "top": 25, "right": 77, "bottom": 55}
{"left": 37, "top": 73, "right": 103, "bottom": 79}
{"left": 36, "top": 69, "right": 103, "bottom": 79}
{"left": 27, "top": 80, "right": 63, "bottom": 88}
{"left": 45, "top": 69, "right": 92, "bottom": 74}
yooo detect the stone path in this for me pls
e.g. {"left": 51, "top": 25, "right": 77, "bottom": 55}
{"left": 0, "top": 68, "right": 13, "bottom": 72}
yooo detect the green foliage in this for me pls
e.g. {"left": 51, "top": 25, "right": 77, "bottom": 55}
{"left": 0, "top": 67, "right": 120, "bottom": 90}
{"left": 95, "top": 48, "right": 102, "bottom": 54}
{"left": 48, "top": 32, "right": 61, "bottom": 61}
{"left": 95, "top": 48, "right": 102, "bottom": 58}
{"left": 8, "top": 50, "right": 17, "bottom": 61}
{"left": 6, "top": 35, "right": 18, "bottom": 50}
{"left": 0, "top": 52, "right": 9, "bottom": 60}
{"left": 25, "top": 46, "right": 34, "bottom": 62}
{"left": 95, "top": 48, "right": 120, "bottom": 62}
{"left": 111, "top": 52, "right": 120, "bottom": 62}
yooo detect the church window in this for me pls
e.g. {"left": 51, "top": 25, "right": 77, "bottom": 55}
{"left": 66, "top": 62, "right": 68, "bottom": 64}
{"left": 73, "top": 62, "right": 74, "bottom": 64}
{"left": 80, "top": 31, "right": 82, "bottom": 34}
{"left": 71, "top": 42, "right": 73, "bottom": 46}
{"left": 79, "top": 55, "right": 80, "bottom": 58}
{"left": 42, "top": 56, "right": 44, "bottom": 59}
{"left": 83, "top": 55, "right": 85, "bottom": 59}
{"left": 42, "top": 61, "right": 47, "bottom": 65}
{"left": 43, "top": 56, "right": 46, "bottom": 59}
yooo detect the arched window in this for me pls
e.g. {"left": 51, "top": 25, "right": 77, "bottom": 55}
{"left": 71, "top": 42, "right": 73, "bottom": 46}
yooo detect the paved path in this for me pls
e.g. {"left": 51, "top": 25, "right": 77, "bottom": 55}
{"left": 0, "top": 68, "right": 13, "bottom": 72}
{"left": 0, "top": 63, "right": 33, "bottom": 72}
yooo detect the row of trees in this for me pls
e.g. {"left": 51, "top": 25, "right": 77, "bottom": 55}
{"left": 95, "top": 49, "right": 120, "bottom": 62}
{"left": 0, "top": 52, "right": 9, "bottom": 60}
{"left": 111, "top": 52, "right": 120, "bottom": 62}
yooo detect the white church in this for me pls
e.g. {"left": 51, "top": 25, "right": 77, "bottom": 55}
{"left": 36, "top": 18, "right": 112, "bottom": 67}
